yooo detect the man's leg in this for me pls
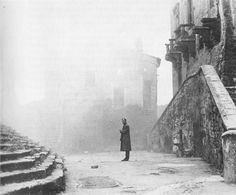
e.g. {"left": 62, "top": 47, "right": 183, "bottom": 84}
{"left": 125, "top": 151, "right": 130, "bottom": 161}
{"left": 121, "top": 151, "right": 126, "bottom": 161}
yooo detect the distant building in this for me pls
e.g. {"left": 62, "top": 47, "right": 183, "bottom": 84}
{"left": 111, "top": 49, "right": 161, "bottom": 114}
{"left": 113, "top": 87, "right": 125, "bottom": 108}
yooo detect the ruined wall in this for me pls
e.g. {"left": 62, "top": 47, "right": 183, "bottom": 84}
{"left": 149, "top": 66, "right": 236, "bottom": 169}
{"left": 199, "top": 72, "right": 224, "bottom": 168}
{"left": 149, "top": 72, "right": 199, "bottom": 153}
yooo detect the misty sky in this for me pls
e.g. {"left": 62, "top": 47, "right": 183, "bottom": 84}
{"left": 2, "top": 0, "right": 172, "bottom": 106}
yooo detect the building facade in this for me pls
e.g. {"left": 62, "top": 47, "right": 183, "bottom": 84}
{"left": 112, "top": 49, "right": 161, "bottom": 114}
{"left": 166, "top": 0, "right": 236, "bottom": 95}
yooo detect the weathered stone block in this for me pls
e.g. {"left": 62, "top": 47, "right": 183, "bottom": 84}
{"left": 222, "top": 131, "right": 236, "bottom": 183}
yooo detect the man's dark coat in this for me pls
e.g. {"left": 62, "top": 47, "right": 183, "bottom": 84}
{"left": 120, "top": 124, "right": 131, "bottom": 151}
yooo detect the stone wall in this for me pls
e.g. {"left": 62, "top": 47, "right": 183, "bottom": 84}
{"left": 149, "top": 65, "right": 236, "bottom": 170}
{"left": 149, "top": 71, "right": 199, "bottom": 153}
{"left": 160, "top": 0, "right": 236, "bottom": 181}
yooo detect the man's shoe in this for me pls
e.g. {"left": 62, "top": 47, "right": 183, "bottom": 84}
{"left": 121, "top": 158, "right": 127, "bottom": 161}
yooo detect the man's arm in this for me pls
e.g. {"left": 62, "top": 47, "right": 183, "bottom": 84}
{"left": 120, "top": 125, "right": 129, "bottom": 134}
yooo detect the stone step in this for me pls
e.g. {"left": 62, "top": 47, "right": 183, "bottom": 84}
{"left": 0, "top": 149, "right": 32, "bottom": 162}
{"left": 0, "top": 136, "right": 26, "bottom": 143}
{"left": 230, "top": 96, "right": 236, "bottom": 100}
{"left": 228, "top": 88, "right": 236, "bottom": 91}
{"left": 0, "top": 144, "right": 14, "bottom": 150}
{"left": 33, "top": 150, "right": 51, "bottom": 165}
{"left": 226, "top": 86, "right": 236, "bottom": 89}
{"left": 0, "top": 139, "right": 29, "bottom": 148}
{"left": 0, "top": 140, "right": 40, "bottom": 152}
{"left": 0, "top": 155, "right": 56, "bottom": 185}
{"left": 225, "top": 86, "right": 236, "bottom": 104}
{"left": 0, "top": 135, "right": 29, "bottom": 144}
{"left": 0, "top": 167, "right": 65, "bottom": 195}
{"left": 0, "top": 132, "right": 18, "bottom": 137}
{"left": 227, "top": 89, "right": 236, "bottom": 94}
{"left": 0, "top": 138, "right": 11, "bottom": 143}
{"left": 229, "top": 95, "right": 236, "bottom": 99}
{"left": 229, "top": 94, "right": 236, "bottom": 100}
{"left": 0, "top": 157, "right": 36, "bottom": 172}
{"left": 24, "top": 143, "right": 40, "bottom": 150}
{"left": 0, "top": 125, "right": 65, "bottom": 193}
{"left": 230, "top": 94, "right": 236, "bottom": 99}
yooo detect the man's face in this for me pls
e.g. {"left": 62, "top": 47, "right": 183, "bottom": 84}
{"left": 122, "top": 119, "right": 126, "bottom": 125}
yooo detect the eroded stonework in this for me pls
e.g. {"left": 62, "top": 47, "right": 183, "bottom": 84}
{"left": 149, "top": 66, "right": 236, "bottom": 170}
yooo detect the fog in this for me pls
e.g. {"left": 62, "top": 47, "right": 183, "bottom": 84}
{"left": 1, "top": 0, "right": 172, "bottom": 154}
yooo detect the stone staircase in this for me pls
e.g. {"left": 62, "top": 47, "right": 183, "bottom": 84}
{"left": 0, "top": 125, "right": 65, "bottom": 195}
{"left": 226, "top": 86, "right": 236, "bottom": 105}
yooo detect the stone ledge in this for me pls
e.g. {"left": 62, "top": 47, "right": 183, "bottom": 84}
{"left": 201, "top": 65, "right": 236, "bottom": 131}
{"left": 0, "top": 157, "right": 36, "bottom": 172}
{"left": 222, "top": 129, "right": 236, "bottom": 137}
{"left": 0, "top": 154, "right": 56, "bottom": 185}
{"left": 0, "top": 149, "right": 32, "bottom": 160}
{"left": 0, "top": 167, "right": 64, "bottom": 195}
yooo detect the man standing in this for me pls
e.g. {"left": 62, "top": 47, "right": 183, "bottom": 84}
{"left": 120, "top": 118, "right": 131, "bottom": 161}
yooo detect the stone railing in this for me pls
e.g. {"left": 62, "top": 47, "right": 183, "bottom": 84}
{"left": 149, "top": 65, "right": 236, "bottom": 182}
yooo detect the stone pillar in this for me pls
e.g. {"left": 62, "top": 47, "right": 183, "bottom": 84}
{"left": 172, "top": 64, "right": 179, "bottom": 95}
{"left": 222, "top": 130, "right": 236, "bottom": 183}
{"left": 172, "top": 63, "right": 182, "bottom": 95}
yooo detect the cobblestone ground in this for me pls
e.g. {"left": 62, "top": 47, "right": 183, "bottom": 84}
{"left": 61, "top": 151, "right": 236, "bottom": 195}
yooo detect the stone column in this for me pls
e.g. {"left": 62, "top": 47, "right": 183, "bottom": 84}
{"left": 172, "top": 62, "right": 182, "bottom": 95}
{"left": 222, "top": 130, "right": 236, "bottom": 183}
{"left": 172, "top": 63, "right": 179, "bottom": 95}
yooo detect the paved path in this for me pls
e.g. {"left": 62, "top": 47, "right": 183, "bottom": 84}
{"left": 61, "top": 151, "right": 236, "bottom": 195}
